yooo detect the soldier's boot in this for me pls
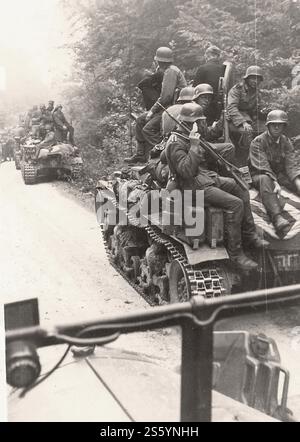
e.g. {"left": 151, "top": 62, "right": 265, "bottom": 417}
{"left": 241, "top": 199, "right": 270, "bottom": 249}
{"left": 273, "top": 214, "right": 291, "bottom": 235}
{"left": 124, "top": 142, "right": 148, "bottom": 164}
{"left": 262, "top": 193, "right": 290, "bottom": 235}
{"left": 225, "top": 211, "right": 258, "bottom": 272}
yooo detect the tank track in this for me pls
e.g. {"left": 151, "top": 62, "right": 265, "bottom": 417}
{"left": 22, "top": 163, "right": 37, "bottom": 185}
{"left": 99, "top": 190, "right": 226, "bottom": 304}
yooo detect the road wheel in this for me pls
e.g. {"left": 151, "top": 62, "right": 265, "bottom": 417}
{"left": 169, "top": 259, "right": 191, "bottom": 303}
{"left": 130, "top": 256, "right": 141, "bottom": 282}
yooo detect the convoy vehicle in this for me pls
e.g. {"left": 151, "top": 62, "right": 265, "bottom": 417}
{"left": 20, "top": 137, "right": 83, "bottom": 185}
{"left": 95, "top": 65, "right": 300, "bottom": 303}
{"left": 5, "top": 285, "right": 300, "bottom": 422}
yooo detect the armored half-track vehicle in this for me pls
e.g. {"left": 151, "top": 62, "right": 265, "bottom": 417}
{"left": 95, "top": 62, "right": 300, "bottom": 304}
{"left": 96, "top": 171, "right": 242, "bottom": 304}
{"left": 20, "top": 137, "right": 83, "bottom": 185}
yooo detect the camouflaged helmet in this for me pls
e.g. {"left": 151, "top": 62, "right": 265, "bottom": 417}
{"left": 193, "top": 83, "right": 214, "bottom": 100}
{"left": 266, "top": 110, "right": 288, "bottom": 125}
{"left": 179, "top": 103, "right": 206, "bottom": 122}
{"left": 177, "top": 86, "right": 195, "bottom": 102}
{"left": 154, "top": 47, "right": 174, "bottom": 63}
{"left": 244, "top": 65, "right": 263, "bottom": 80}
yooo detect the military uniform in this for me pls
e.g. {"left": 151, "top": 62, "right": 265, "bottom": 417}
{"left": 53, "top": 107, "right": 74, "bottom": 145}
{"left": 135, "top": 65, "right": 187, "bottom": 159}
{"left": 227, "top": 81, "right": 265, "bottom": 148}
{"left": 250, "top": 131, "right": 300, "bottom": 225}
{"left": 164, "top": 129, "right": 257, "bottom": 241}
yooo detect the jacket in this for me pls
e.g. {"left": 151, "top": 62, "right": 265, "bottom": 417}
{"left": 193, "top": 60, "right": 225, "bottom": 94}
{"left": 249, "top": 131, "right": 300, "bottom": 182}
{"left": 227, "top": 81, "right": 262, "bottom": 127}
{"left": 150, "top": 65, "right": 187, "bottom": 115}
{"left": 163, "top": 130, "right": 217, "bottom": 190}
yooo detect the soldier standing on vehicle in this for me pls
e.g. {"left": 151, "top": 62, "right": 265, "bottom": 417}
{"left": 163, "top": 102, "right": 268, "bottom": 271}
{"left": 227, "top": 66, "right": 266, "bottom": 151}
{"left": 193, "top": 45, "right": 227, "bottom": 124}
{"left": 249, "top": 110, "right": 300, "bottom": 236}
{"left": 125, "top": 47, "right": 187, "bottom": 164}
{"left": 53, "top": 105, "right": 75, "bottom": 145}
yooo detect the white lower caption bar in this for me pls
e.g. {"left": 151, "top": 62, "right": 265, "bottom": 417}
{"left": 0, "top": 304, "right": 7, "bottom": 422}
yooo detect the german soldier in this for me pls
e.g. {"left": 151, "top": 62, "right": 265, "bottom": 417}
{"left": 193, "top": 83, "right": 235, "bottom": 164}
{"left": 227, "top": 66, "right": 266, "bottom": 151}
{"left": 125, "top": 47, "right": 187, "bottom": 164}
{"left": 53, "top": 105, "right": 75, "bottom": 145}
{"left": 163, "top": 102, "right": 268, "bottom": 271}
{"left": 249, "top": 110, "right": 300, "bottom": 236}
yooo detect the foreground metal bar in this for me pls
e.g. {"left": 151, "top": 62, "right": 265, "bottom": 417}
{"left": 5, "top": 284, "right": 300, "bottom": 422}
{"left": 181, "top": 320, "right": 213, "bottom": 422}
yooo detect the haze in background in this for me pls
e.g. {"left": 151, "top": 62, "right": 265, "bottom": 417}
{"left": 0, "top": 0, "right": 72, "bottom": 116}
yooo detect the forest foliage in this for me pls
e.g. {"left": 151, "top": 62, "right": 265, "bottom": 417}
{"left": 59, "top": 0, "right": 300, "bottom": 185}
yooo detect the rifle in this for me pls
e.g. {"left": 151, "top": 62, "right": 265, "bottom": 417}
{"left": 157, "top": 102, "right": 248, "bottom": 191}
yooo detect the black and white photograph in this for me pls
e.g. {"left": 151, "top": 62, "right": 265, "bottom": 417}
{"left": 1, "top": 0, "right": 300, "bottom": 424}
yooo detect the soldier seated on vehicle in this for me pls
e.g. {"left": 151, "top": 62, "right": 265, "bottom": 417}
{"left": 149, "top": 87, "right": 195, "bottom": 160}
{"left": 125, "top": 47, "right": 187, "bottom": 164}
{"left": 163, "top": 102, "right": 268, "bottom": 271}
{"left": 47, "top": 100, "right": 55, "bottom": 113}
{"left": 227, "top": 66, "right": 266, "bottom": 152}
{"left": 249, "top": 110, "right": 300, "bottom": 236}
{"left": 34, "top": 125, "right": 57, "bottom": 159}
{"left": 193, "top": 83, "right": 235, "bottom": 165}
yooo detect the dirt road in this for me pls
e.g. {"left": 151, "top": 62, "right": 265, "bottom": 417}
{"left": 0, "top": 162, "right": 181, "bottom": 361}
{"left": 1, "top": 162, "right": 300, "bottom": 415}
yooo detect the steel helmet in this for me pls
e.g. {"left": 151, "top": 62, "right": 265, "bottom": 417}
{"left": 154, "top": 47, "right": 174, "bottom": 63}
{"left": 177, "top": 86, "right": 195, "bottom": 102}
{"left": 244, "top": 65, "right": 263, "bottom": 80}
{"left": 266, "top": 110, "right": 288, "bottom": 125}
{"left": 193, "top": 83, "right": 214, "bottom": 100}
{"left": 179, "top": 103, "right": 206, "bottom": 122}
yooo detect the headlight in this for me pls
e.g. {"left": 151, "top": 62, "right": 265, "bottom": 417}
{"left": 6, "top": 341, "right": 41, "bottom": 388}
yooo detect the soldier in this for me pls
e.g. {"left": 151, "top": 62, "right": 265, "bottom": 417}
{"left": 125, "top": 47, "right": 187, "bottom": 164}
{"left": 47, "top": 100, "right": 55, "bottom": 112}
{"left": 249, "top": 110, "right": 300, "bottom": 236}
{"left": 161, "top": 86, "right": 195, "bottom": 136}
{"left": 53, "top": 105, "right": 75, "bottom": 145}
{"left": 30, "top": 105, "right": 42, "bottom": 138}
{"left": 163, "top": 102, "right": 268, "bottom": 271}
{"left": 193, "top": 45, "right": 226, "bottom": 123}
{"left": 227, "top": 66, "right": 266, "bottom": 150}
{"left": 193, "top": 83, "right": 235, "bottom": 164}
